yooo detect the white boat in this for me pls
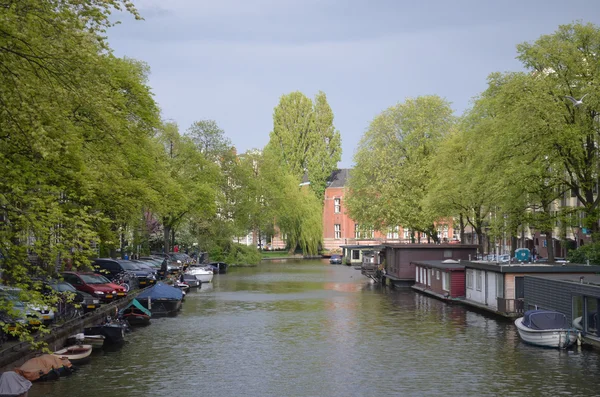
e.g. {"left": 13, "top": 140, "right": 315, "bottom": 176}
{"left": 53, "top": 344, "right": 93, "bottom": 364}
{"left": 514, "top": 310, "right": 578, "bottom": 348}
{"left": 185, "top": 266, "right": 213, "bottom": 283}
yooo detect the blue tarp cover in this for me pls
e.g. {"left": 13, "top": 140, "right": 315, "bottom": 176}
{"left": 137, "top": 282, "right": 182, "bottom": 301}
{"left": 522, "top": 310, "right": 569, "bottom": 330}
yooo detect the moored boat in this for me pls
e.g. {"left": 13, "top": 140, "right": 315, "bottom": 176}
{"left": 0, "top": 371, "right": 32, "bottom": 397}
{"left": 66, "top": 333, "right": 105, "bottom": 348}
{"left": 137, "top": 282, "right": 183, "bottom": 317}
{"left": 514, "top": 310, "right": 578, "bottom": 348}
{"left": 119, "top": 299, "right": 151, "bottom": 326}
{"left": 53, "top": 345, "right": 93, "bottom": 364}
{"left": 84, "top": 319, "right": 128, "bottom": 345}
{"left": 185, "top": 265, "right": 213, "bottom": 283}
{"left": 15, "top": 355, "right": 74, "bottom": 382}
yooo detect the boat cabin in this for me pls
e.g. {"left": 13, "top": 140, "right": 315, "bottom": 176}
{"left": 463, "top": 261, "right": 599, "bottom": 317}
{"left": 340, "top": 244, "right": 383, "bottom": 267}
{"left": 411, "top": 260, "right": 465, "bottom": 301}
{"left": 381, "top": 244, "right": 477, "bottom": 287}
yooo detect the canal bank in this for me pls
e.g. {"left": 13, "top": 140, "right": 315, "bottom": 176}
{"left": 0, "top": 292, "right": 138, "bottom": 372}
{"left": 26, "top": 260, "right": 600, "bottom": 397}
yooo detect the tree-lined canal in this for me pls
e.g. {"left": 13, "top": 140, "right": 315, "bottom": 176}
{"left": 30, "top": 260, "right": 600, "bottom": 396}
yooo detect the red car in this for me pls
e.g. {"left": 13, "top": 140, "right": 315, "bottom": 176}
{"left": 62, "top": 272, "right": 127, "bottom": 302}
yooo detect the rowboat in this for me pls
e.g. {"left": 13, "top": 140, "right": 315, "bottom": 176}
{"left": 53, "top": 344, "right": 93, "bottom": 364}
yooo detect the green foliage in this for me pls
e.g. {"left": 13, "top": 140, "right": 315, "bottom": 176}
{"left": 347, "top": 96, "right": 454, "bottom": 240}
{"left": 208, "top": 242, "right": 262, "bottom": 266}
{"left": 269, "top": 91, "right": 342, "bottom": 200}
{"left": 567, "top": 242, "right": 600, "bottom": 265}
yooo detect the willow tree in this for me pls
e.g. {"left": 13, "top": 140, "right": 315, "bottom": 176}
{"left": 347, "top": 96, "right": 454, "bottom": 242}
{"left": 269, "top": 91, "right": 342, "bottom": 200}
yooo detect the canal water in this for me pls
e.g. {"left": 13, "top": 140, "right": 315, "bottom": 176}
{"left": 29, "top": 259, "right": 600, "bottom": 397}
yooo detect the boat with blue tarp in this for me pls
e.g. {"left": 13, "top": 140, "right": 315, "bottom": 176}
{"left": 514, "top": 309, "right": 578, "bottom": 348}
{"left": 137, "top": 282, "right": 183, "bottom": 317}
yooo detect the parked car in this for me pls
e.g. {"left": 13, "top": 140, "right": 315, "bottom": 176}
{"left": 0, "top": 286, "right": 55, "bottom": 329}
{"left": 329, "top": 255, "right": 343, "bottom": 265}
{"left": 92, "top": 258, "right": 156, "bottom": 289}
{"left": 46, "top": 281, "right": 101, "bottom": 314}
{"left": 62, "top": 271, "right": 127, "bottom": 302}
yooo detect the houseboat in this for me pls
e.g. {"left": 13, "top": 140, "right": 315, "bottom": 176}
{"left": 340, "top": 244, "right": 383, "bottom": 267}
{"left": 381, "top": 244, "right": 477, "bottom": 287}
{"left": 463, "top": 261, "right": 599, "bottom": 318}
{"left": 411, "top": 260, "right": 465, "bottom": 302}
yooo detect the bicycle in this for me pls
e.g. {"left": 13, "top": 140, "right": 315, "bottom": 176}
{"left": 114, "top": 271, "right": 131, "bottom": 293}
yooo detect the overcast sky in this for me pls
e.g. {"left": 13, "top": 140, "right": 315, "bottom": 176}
{"left": 108, "top": 0, "right": 600, "bottom": 168}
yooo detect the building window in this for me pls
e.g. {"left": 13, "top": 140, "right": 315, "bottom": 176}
{"left": 334, "top": 224, "right": 341, "bottom": 239}
{"left": 334, "top": 198, "right": 341, "bottom": 214}
{"left": 387, "top": 226, "right": 399, "bottom": 239}
{"left": 466, "top": 269, "right": 473, "bottom": 289}
{"left": 442, "top": 272, "right": 450, "bottom": 291}
{"left": 355, "top": 224, "right": 360, "bottom": 239}
{"left": 476, "top": 270, "right": 482, "bottom": 291}
{"left": 403, "top": 229, "right": 411, "bottom": 240}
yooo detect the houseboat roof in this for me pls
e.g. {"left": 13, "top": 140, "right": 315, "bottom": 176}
{"left": 382, "top": 243, "right": 478, "bottom": 249}
{"left": 411, "top": 260, "right": 465, "bottom": 271}
{"left": 525, "top": 273, "right": 600, "bottom": 287}
{"left": 463, "top": 261, "right": 599, "bottom": 273}
{"left": 340, "top": 244, "right": 383, "bottom": 250}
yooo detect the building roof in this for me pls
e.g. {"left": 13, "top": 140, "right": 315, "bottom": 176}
{"left": 411, "top": 260, "right": 465, "bottom": 271}
{"left": 326, "top": 169, "right": 351, "bottom": 188}
{"left": 463, "top": 261, "right": 600, "bottom": 273}
{"left": 526, "top": 273, "right": 600, "bottom": 287}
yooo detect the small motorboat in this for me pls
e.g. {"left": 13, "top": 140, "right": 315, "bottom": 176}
{"left": 119, "top": 299, "right": 151, "bottom": 326}
{"left": 206, "top": 262, "right": 228, "bottom": 274}
{"left": 53, "top": 344, "right": 93, "bottom": 364}
{"left": 137, "top": 282, "right": 183, "bottom": 317}
{"left": 185, "top": 265, "right": 213, "bottom": 283}
{"left": 67, "top": 332, "right": 105, "bottom": 348}
{"left": 15, "top": 355, "right": 74, "bottom": 382}
{"left": 0, "top": 371, "right": 32, "bottom": 397}
{"left": 180, "top": 273, "right": 201, "bottom": 289}
{"left": 515, "top": 310, "right": 578, "bottom": 348}
{"left": 84, "top": 317, "right": 128, "bottom": 345}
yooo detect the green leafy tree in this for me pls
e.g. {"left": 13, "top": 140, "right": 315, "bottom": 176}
{"left": 347, "top": 96, "right": 454, "bottom": 242}
{"left": 269, "top": 91, "right": 341, "bottom": 200}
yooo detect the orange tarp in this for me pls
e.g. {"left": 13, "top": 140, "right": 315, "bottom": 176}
{"left": 14, "top": 354, "right": 72, "bottom": 381}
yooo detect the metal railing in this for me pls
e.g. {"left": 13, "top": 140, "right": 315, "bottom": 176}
{"left": 497, "top": 298, "right": 524, "bottom": 315}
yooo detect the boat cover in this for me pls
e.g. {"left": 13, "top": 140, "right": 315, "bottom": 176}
{"left": 120, "top": 299, "right": 152, "bottom": 316}
{"left": 15, "top": 354, "right": 72, "bottom": 381}
{"left": 522, "top": 310, "right": 569, "bottom": 330}
{"left": 0, "top": 371, "right": 32, "bottom": 396}
{"left": 137, "top": 282, "right": 182, "bottom": 301}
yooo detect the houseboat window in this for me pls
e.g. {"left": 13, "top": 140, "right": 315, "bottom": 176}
{"left": 428, "top": 269, "right": 433, "bottom": 286}
{"left": 442, "top": 272, "right": 450, "bottom": 291}
{"left": 585, "top": 297, "right": 599, "bottom": 336}
{"left": 334, "top": 224, "right": 341, "bottom": 239}
{"left": 436, "top": 270, "right": 440, "bottom": 280}
{"left": 334, "top": 198, "right": 341, "bottom": 213}
{"left": 466, "top": 270, "right": 473, "bottom": 289}
{"left": 352, "top": 250, "right": 360, "bottom": 260}
{"left": 476, "top": 270, "right": 482, "bottom": 291}
{"left": 496, "top": 276, "right": 504, "bottom": 298}
{"left": 415, "top": 266, "right": 419, "bottom": 282}
{"left": 443, "top": 250, "right": 452, "bottom": 258}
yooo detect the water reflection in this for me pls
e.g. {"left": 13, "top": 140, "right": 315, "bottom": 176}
{"left": 28, "top": 260, "right": 600, "bottom": 397}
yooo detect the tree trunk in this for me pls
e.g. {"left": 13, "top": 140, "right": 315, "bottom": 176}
{"left": 459, "top": 213, "right": 465, "bottom": 243}
{"left": 546, "top": 229, "right": 555, "bottom": 262}
{"left": 163, "top": 219, "right": 171, "bottom": 253}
